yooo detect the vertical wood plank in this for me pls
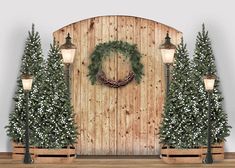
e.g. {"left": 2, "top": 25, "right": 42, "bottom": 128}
{"left": 80, "top": 20, "right": 88, "bottom": 155}
{"left": 139, "top": 18, "right": 148, "bottom": 155}
{"left": 94, "top": 17, "right": 103, "bottom": 155}
{"left": 87, "top": 18, "right": 96, "bottom": 155}
{"left": 147, "top": 21, "right": 156, "bottom": 155}
{"left": 117, "top": 16, "right": 126, "bottom": 155}
{"left": 154, "top": 22, "right": 162, "bottom": 155}
{"left": 132, "top": 17, "right": 141, "bottom": 155}
{"left": 108, "top": 16, "right": 118, "bottom": 155}
{"left": 125, "top": 16, "right": 134, "bottom": 155}
{"left": 101, "top": 16, "right": 110, "bottom": 155}
{"left": 72, "top": 23, "right": 81, "bottom": 155}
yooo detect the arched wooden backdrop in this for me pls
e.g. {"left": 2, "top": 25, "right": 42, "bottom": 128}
{"left": 53, "top": 16, "right": 182, "bottom": 155}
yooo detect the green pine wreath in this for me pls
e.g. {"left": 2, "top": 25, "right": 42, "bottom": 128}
{"left": 88, "top": 40, "right": 144, "bottom": 87}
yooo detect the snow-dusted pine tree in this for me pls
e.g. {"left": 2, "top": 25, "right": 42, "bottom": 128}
{"left": 36, "top": 40, "right": 77, "bottom": 148}
{"left": 191, "top": 24, "right": 230, "bottom": 145}
{"left": 160, "top": 38, "right": 199, "bottom": 148}
{"left": 6, "top": 24, "right": 45, "bottom": 145}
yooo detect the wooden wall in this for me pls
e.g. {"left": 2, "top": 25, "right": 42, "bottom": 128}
{"left": 53, "top": 16, "right": 182, "bottom": 155}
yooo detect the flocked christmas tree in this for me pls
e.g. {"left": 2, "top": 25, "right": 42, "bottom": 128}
{"left": 159, "top": 38, "right": 200, "bottom": 148}
{"left": 192, "top": 24, "right": 231, "bottom": 145}
{"left": 6, "top": 24, "right": 45, "bottom": 145}
{"left": 36, "top": 40, "right": 77, "bottom": 148}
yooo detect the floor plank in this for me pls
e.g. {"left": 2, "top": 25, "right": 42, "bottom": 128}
{"left": 0, "top": 159, "right": 235, "bottom": 168}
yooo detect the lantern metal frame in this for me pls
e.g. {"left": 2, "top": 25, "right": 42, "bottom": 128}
{"left": 60, "top": 33, "right": 76, "bottom": 91}
{"left": 160, "top": 32, "right": 176, "bottom": 96}
{"left": 203, "top": 71, "right": 216, "bottom": 164}
{"left": 21, "top": 74, "right": 33, "bottom": 164}
{"left": 60, "top": 33, "right": 77, "bottom": 64}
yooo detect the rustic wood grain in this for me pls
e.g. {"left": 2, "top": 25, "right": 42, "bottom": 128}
{"left": 108, "top": 16, "right": 118, "bottom": 155}
{"left": 161, "top": 143, "right": 224, "bottom": 163}
{"left": 1, "top": 158, "right": 235, "bottom": 168}
{"left": 80, "top": 20, "right": 89, "bottom": 155}
{"left": 125, "top": 16, "right": 134, "bottom": 155}
{"left": 139, "top": 18, "right": 148, "bottom": 155}
{"left": 11, "top": 143, "right": 75, "bottom": 163}
{"left": 53, "top": 16, "right": 182, "bottom": 155}
{"left": 117, "top": 16, "right": 126, "bottom": 155}
{"left": 87, "top": 18, "right": 96, "bottom": 155}
{"left": 132, "top": 17, "right": 141, "bottom": 155}
{"left": 147, "top": 20, "right": 156, "bottom": 155}
{"left": 94, "top": 17, "right": 103, "bottom": 155}
{"left": 101, "top": 16, "right": 110, "bottom": 155}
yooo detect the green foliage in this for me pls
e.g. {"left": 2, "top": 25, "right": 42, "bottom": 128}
{"left": 160, "top": 24, "right": 231, "bottom": 148}
{"left": 159, "top": 39, "right": 200, "bottom": 148}
{"left": 6, "top": 26, "right": 78, "bottom": 149}
{"left": 5, "top": 24, "right": 45, "bottom": 145}
{"left": 191, "top": 24, "right": 231, "bottom": 145}
{"left": 88, "top": 40, "right": 144, "bottom": 84}
{"left": 36, "top": 40, "right": 78, "bottom": 148}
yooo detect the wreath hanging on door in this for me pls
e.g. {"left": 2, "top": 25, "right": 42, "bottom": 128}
{"left": 88, "top": 41, "right": 144, "bottom": 88}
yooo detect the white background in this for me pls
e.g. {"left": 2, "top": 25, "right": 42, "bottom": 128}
{"left": 0, "top": 0, "right": 234, "bottom": 152}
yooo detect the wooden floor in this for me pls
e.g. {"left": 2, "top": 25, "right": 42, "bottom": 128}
{"left": 0, "top": 159, "right": 235, "bottom": 168}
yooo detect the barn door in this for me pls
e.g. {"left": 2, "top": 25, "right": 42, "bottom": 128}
{"left": 53, "top": 16, "right": 182, "bottom": 155}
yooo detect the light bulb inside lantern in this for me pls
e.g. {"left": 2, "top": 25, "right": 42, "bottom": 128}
{"left": 21, "top": 75, "right": 33, "bottom": 91}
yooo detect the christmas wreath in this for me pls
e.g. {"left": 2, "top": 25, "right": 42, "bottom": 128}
{"left": 88, "top": 41, "right": 144, "bottom": 88}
